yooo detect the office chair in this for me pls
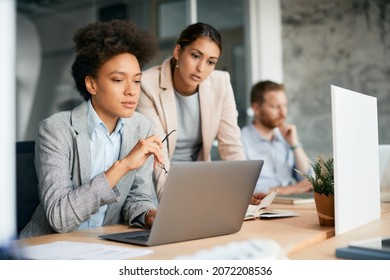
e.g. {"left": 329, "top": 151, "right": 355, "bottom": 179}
{"left": 16, "top": 141, "right": 39, "bottom": 234}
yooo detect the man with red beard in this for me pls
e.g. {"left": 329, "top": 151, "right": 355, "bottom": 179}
{"left": 241, "top": 80, "right": 313, "bottom": 195}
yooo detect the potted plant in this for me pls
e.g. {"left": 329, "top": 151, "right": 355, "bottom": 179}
{"left": 300, "top": 154, "right": 335, "bottom": 226}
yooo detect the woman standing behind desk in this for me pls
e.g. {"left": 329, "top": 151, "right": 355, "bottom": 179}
{"left": 137, "top": 22, "right": 259, "bottom": 201}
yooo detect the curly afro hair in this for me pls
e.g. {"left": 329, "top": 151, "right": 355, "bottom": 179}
{"left": 71, "top": 20, "right": 158, "bottom": 101}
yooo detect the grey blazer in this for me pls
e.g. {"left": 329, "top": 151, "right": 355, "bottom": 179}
{"left": 20, "top": 102, "right": 156, "bottom": 238}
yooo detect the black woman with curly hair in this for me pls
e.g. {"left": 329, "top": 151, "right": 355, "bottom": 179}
{"left": 20, "top": 20, "right": 162, "bottom": 238}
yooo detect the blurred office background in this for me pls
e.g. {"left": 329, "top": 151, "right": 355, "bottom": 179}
{"left": 15, "top": 0, "right": 390, "bottom": 159}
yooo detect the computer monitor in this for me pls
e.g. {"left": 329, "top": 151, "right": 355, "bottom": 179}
{"left": 331, "top": 85, "right": 381, "bottom": 235}
{"left": 379, "top": 145, "right": 390, "bottom": 191}
{"left": 0, "top": 3, "right": 16, "bottom": 258}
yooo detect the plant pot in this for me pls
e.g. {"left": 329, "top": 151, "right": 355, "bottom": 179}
{"left": 313, "top": 192, "right": 335, "bottom": 226}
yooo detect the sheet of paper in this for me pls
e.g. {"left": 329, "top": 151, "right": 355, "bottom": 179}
{"left": 17, "top": 241, "right": 153, "bottom": 260}
{"left": 258, "top": 189, "right": 278, "bottom": 209}
{"left": 245, "top": 190, "right": 280, "bottom": 220}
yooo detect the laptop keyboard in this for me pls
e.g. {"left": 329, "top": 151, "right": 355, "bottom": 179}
{"left": 124, "top": 230, "right": 150, "bottom": 242}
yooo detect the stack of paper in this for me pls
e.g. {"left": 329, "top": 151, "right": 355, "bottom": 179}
{"left": 17, "top": 241, "right": 153, "bottom": 260}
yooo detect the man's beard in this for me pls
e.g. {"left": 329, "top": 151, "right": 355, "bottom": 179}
{"left": 260, "top": 116, "right": 285, "bottom": 130}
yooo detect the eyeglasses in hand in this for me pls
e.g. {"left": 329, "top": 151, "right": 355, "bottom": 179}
{"left": 160, "top": 129, "right": 177, "bottom": 174}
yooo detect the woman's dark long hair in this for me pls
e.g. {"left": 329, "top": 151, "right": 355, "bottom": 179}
{"left": 171, "top": 22, "right": 222, "bottom": 69}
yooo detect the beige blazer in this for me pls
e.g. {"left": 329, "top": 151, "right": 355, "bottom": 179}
{"left": 137, "top": 57, "right": 245, "bottom": 199}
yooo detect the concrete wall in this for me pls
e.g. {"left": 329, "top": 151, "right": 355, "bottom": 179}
{"left": 281, "top": 0, "right": 390, "bottom": 159}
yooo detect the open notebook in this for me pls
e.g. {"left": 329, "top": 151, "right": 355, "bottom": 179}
{"left": 100, "top": 160, "right": 264, "bottom": 246}
{"left": 245, "top": 189, "right": 299, "bottom": 220}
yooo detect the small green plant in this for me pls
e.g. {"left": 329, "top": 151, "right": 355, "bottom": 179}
{"left": 299, "top": 154, "right": 334, "bottom": 196}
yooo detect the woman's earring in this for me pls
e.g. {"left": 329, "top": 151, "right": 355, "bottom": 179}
{"left": 176, "top": 63, "right": 179, "bottom": 68}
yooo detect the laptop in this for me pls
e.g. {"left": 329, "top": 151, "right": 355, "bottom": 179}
{"left": 100, "top": 160, "right": 264, "bottom": 246}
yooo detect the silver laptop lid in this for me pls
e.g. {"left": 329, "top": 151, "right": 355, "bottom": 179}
{"left": 147, "top": 160, "right": 263, "bottom": 246}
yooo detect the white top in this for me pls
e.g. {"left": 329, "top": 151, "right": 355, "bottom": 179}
{"left": 172, "top": 91, "right": 202, "bottom": 162}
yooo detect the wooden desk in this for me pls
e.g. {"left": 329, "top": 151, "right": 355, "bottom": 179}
{"left": 16, "top": 202, "right": 335, "bottom": 259}
{"left": 289, "top": 203, "right": 390, "bottom": 259}
{"left": 16, "top": 203, "right": 390, "bottom": 259}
